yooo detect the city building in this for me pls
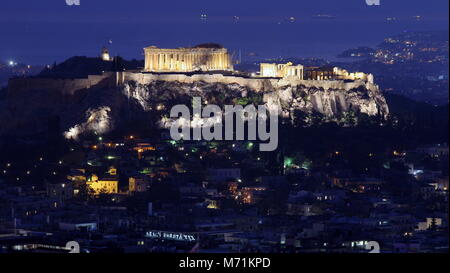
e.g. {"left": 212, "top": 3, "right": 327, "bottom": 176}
{"left": 129, "top": 175, "right": 149, "bottom": 193}
{"left": 86, "top": 166, "right": 119, "bottom": 195}
{"left": 47, "top": 182, "right": 74, "bottom": 200}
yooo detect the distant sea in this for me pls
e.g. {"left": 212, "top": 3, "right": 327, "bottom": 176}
{"left": 0, "top": 17, "right": 448, "bottom": 65}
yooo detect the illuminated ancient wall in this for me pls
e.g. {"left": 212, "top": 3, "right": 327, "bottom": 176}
{"left": 260, "top": 62, "right": 304, "bottom": 79}
{"left": 333, "top": 67, "right": 373, "bottom": 83}
{"left": 144, "top": 45, "right": 233, "bottom": 72}
{"left": 7, "top": 73, "right": 113, "bottom": 96}
{"left": 305, "top": 67, "right": 373, "bottom": 83}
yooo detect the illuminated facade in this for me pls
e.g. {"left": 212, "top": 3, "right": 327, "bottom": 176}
{"left": 333, "top": 67, "right": 373, "bottom": 83}
{"left": 305, "top": 66, "right": 373, "bottom": 83}
{"left": 86, "top": 166, "right": 119, "bottom": 195}
{"left": 144, "top": 43, "right": 233, "bottom": 72}
{"left": 260, "top": 62, "right": 304, "bottom": 79}
{"left": 101, "top": 47, "right": 111, "bottom": 61}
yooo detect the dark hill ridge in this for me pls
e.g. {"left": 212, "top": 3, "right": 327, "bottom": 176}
{"left": 38, "top": 56, "right": 144, "bottom": 79}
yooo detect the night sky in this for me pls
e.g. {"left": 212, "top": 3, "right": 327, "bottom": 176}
{"left": 0, "top": 0, "right": 448, "bottom": 65}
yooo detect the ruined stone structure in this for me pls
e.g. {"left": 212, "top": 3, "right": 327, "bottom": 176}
{"left": 305, "top": 66, "right": 373, "bottom": 83}
{"left": 304, "top": 66, "right": 335, "bottom": 80}
{"left": 260, "top": 63, "right": 371, "bottom": 83}
{"left": 260, "top": 62, "right": 304, "bottom": 79}
{"left": 144, "top": 43, "right": 233, "bottom": 72}
{"left": 333, "top": 67, "right": 374, "bottom": 83}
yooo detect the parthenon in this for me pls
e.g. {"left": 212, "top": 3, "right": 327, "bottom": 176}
{"left": 144, "top": 43, "right": 233, "bottom": 72}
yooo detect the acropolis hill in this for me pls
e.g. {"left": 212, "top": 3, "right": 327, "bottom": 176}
{"left": 2, "top": 44, "right": 389, "bottom": 138}
{"left": 9, "top": 43, "right": 376, "bottom": 93}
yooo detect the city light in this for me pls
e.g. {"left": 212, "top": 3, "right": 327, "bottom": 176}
{"left": 0, "top": 0, "right": 447, "bottom": 257}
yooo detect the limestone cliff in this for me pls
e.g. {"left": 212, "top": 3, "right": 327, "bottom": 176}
{"left": 0, "top": 74, "right": 389, "bottom": 139}
{"left": 264, "top": 79, "right": 389, "bottom": 119}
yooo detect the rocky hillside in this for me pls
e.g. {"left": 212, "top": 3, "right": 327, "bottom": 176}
{"left": 0, "top": 77, "right": 389, "bottom": 139}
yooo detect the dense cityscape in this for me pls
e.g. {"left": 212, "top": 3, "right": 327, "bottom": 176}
{"left": 0, "top": 1, "right": 448, "bottom": 264}
{"left": 0, "top": 129, "right": 448, "bottom": 253}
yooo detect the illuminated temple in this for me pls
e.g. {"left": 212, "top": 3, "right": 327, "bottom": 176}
{"left": 260, "top": 62, "right": 304, "bottom": 79}
{"left": 144, "top": 43, "right": 233, "bottom": 72}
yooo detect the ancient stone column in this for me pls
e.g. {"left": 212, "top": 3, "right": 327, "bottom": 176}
{"left": 159, "top": 53, "right": 163, "bottom": 70}
{"left": 215, "top": 53, "right": 220, "bottom": 69}
{"left": 149, "top": 53, "right": 154, "bottom": 71}
{"left": 225, "top": 54, "right": 229, "bottom": 70}
{"left": 154, "top": 54, "right": 158, "bottom": 71}
{"left": 188, "top": 53, "right": 193, "bottom": 70}
{"left": 175, "top": 53, "right": 180, "bottom": 71}
{"left": 145, "top": 53, "right": 149, "bottom": 71}
{"left": 164, "top": 53, "right": 168, "bottom": 70}
{"left": 167, "top": 53, "right": 171, "bottom": 70}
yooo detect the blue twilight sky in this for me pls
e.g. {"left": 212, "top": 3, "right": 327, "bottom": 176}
{"left": 0, "top": 0, "right": 448, "bottom": 64}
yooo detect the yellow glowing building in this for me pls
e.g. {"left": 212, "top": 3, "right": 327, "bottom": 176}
{"left": 144, "top": 43, "right": 233, "bottom": 72}
{"left": 260, "top": 62, "right": 304, "bottom": 79}
{"left": 87, "top": 175, "right": 118, "bottom": 195}
{"left": 86, "top": 166, "right": 119, "bottom": 195}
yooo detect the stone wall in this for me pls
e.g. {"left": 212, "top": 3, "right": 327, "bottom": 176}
{"left": 7, "top": 73, "right": 113, "bottom": 96}
{"left": 7, "top": 71, "right": 379, "bottom": 98}
{"left": 123, "top": 72, "right": 278, "bottom": 91}
{"left": 123, "top": 72, "right": 378, "bottom": 93}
